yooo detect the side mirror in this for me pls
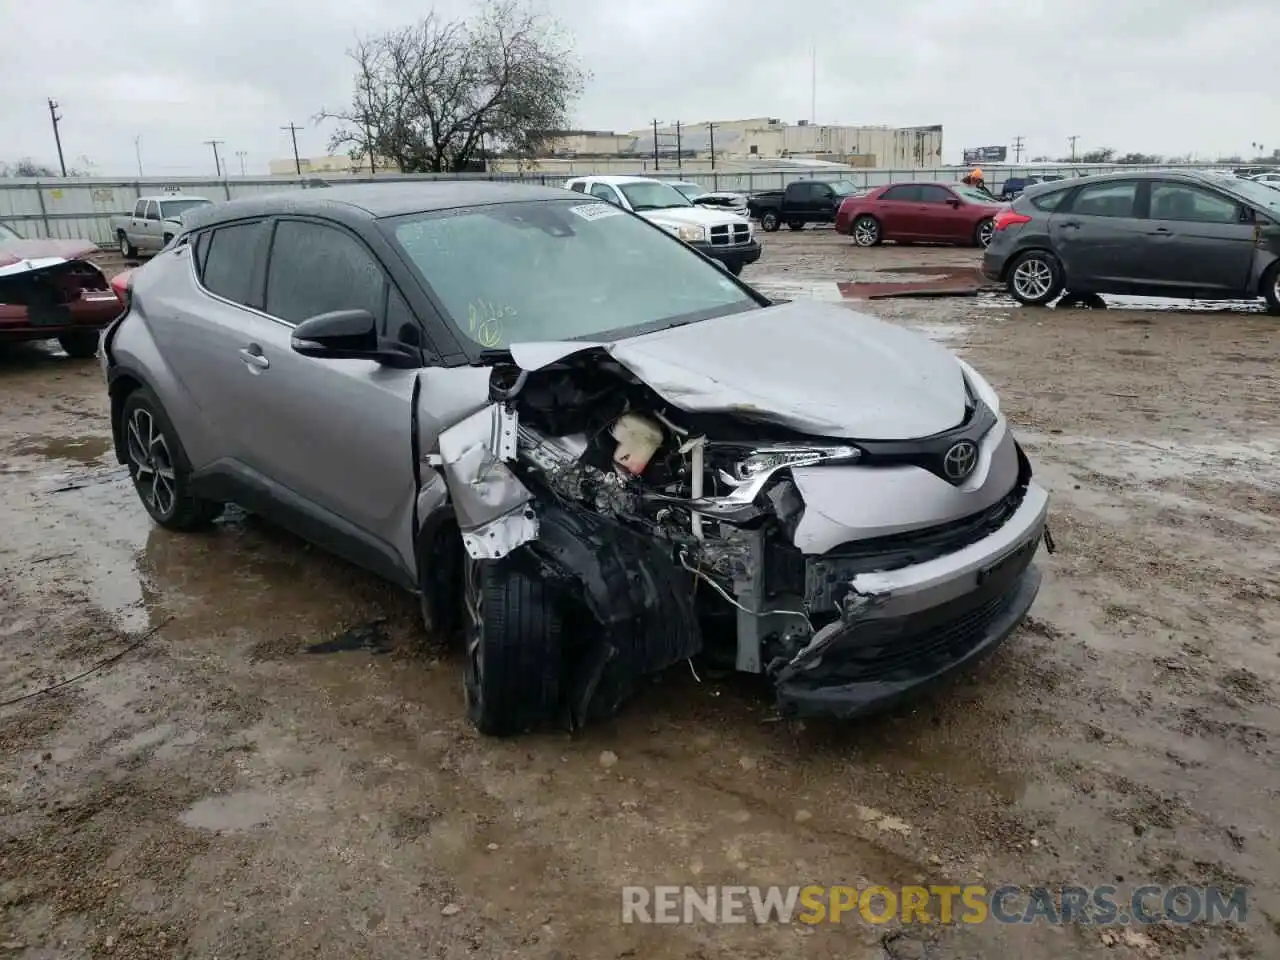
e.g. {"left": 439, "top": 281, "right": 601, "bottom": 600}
{"left": 291, "top": 309, "right": 420, "bottom": 368}
{"left": 948, "top": 197, "right": 962, "bottom": 207}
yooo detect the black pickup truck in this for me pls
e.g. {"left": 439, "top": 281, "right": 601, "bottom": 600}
{"left": 746, "top": 179, "right": 863, "bottom": 232}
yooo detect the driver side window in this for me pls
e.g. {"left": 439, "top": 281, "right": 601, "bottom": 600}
{"left": 264, "top": 220, "right": 387, "bottom": 327}
{"left": 589, "top": 184, "right": 622, "bottom": 205}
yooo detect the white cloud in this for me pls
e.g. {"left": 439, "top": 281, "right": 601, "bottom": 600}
{"left": 1, "top": 0, "right": 1276, "bottom": 174}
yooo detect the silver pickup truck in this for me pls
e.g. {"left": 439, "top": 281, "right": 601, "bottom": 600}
{"left": 109, "top": 195, "right": 213, "bottom": 258}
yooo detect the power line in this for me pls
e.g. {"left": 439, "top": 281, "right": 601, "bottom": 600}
{"left": 203, "top": 139, "right": 224, "bottom": 177}
{"left": 281, "top": 122, "right": 303, "bottom": 175}
{"left": 1012, "top": 135, "right": 1025, "bottom": 164}
{"left": 236, "top": 150, "right": 248, "bottom": 176}
{"left": 47, "top": 98, "right": 67, "bottom": 177}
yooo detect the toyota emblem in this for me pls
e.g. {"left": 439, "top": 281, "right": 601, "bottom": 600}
{"left": 943, "top": 440, "right": 978, "bottom": 482}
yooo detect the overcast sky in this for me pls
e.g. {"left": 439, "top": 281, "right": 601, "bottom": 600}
{"left": 2, "top": 0, "right": 1277, "bottom": 175}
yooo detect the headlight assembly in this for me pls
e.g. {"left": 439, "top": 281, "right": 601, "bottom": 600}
{"left": 729, "top": 444, "right": 862, "bottom": 483}
{"left": 676, "top": 224, "right": 707, "bottom": 243}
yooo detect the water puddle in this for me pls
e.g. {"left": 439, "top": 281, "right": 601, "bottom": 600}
{"left": 975, "top": 290, "right": 1266, "bottom": 315}
{"left": 6, "top": 434, "right": 112, "bottom": 465}
{"left": 306, "top": 620, "right": 393, "bottom": 655}
{"left": 180, "top": 789, "right": 281, "bottom": 834}
{"left": 752, "top": 278, "right": 848, "bottom": 303}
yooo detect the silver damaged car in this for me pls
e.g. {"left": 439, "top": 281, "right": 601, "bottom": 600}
{"left": 101, "top": 182, "right": 1052, "bottom": 736}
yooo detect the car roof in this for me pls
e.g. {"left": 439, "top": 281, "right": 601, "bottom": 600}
{"left": 141, "top": 195, "right": 211, "bottom": 202}
{"left": 182, "top": 180, "right": 573, "bottom": 231}
{"left": 566, "top": 175, "right": 659, "bottom": 186}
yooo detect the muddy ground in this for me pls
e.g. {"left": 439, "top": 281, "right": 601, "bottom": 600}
{"left": 1, "top": 232, "right": 1277, "bottom": 959}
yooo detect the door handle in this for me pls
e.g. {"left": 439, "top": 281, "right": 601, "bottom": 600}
{"left": 1148, "top": 227, "right": 1172, "bottom": 235}
{"left": 1059, "top": 220, "right": 1081, "bottom": 229}
{"left": 238, "top": 346, "right": 269, "bottom": 370}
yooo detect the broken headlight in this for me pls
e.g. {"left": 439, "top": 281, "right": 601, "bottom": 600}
{"left": 728, "top": 445, "right": 862, "bottom": 482}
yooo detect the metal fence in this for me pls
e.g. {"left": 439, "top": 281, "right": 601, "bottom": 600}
{"left": 0, "top": 163, "right": 1223, "bottom": 245}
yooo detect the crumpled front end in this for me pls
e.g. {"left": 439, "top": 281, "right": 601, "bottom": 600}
{"left": 430, "top": 346, "right": 1050, "bottom": 726}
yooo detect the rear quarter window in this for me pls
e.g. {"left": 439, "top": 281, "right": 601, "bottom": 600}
{"left": 200, "top": 221, "right": 269, "bottom": 307}
{"left": 1028, "top": 188, "right": 1070, "bottom": 212}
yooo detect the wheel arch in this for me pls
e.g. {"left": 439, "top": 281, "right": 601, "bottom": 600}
{"left": 107, "top": 368, "right": 151, "bottom": 465}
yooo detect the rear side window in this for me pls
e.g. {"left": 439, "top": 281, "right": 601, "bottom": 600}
{"left": 201, "top": 221, "right": 269, "bottom": 307}
{"left": 881, "top": 185, "right": 922, "bottom": 202}
{"left": 568, "top": 182, "right": 586, "bottom": 193}
{"left": 1029, "top": 188, "right": 1070, "bottom": 212}
{"left": 1071, "top": 181, "right": 1139, "bottom": 218}
{"left": 264, "top": 220, "right": 386, "bottom": 326}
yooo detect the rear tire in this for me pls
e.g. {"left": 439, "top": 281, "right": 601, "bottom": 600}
{"left": 121, "top": 387, "right": 223, "bottom": 530}
{"left": 117, "top": 231, "right": 138, "bottom": 259}
{"left": 759, "top": 211, "right": 781, "bottom": 232}
{"left": 787, "top": 221, "right": 805, "bottom": 231}
{"left": 852, "top": 215, "right": 881, "bottom": 247}
{"left": 57, "top": 331, "right": 99, "bottom": 359}
{"left": 974, "top": 218, "right": 995, "bottom": 248}
{"left": 162, "top": 233, "right": 174, "bottom": 248}
{"left": 1007, "top": 250, "right": 1065, "bottom": 306}
{"left": 727, "top": 262, "right": 744, "bottom": 277}
{"left": 463, "top": 557, "right": 562, "bottom": 737}
{"left": 1263, "top": 262, "right": 1280, "bottom": 314}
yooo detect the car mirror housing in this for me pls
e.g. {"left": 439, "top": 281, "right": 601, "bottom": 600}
{"left": 291, "top": 309, "right": 420, "bottom": 368}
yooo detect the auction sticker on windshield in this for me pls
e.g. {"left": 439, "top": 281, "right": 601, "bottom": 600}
{"left": 570, "top": 202, "right": 623, "bottom": 221}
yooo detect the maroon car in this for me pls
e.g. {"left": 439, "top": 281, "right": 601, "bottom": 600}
{"left": 835, "top": 183, "right": 1005, "bottom": 249}
{"left": 0, "top": 222, "right": 122, "bottom": 358}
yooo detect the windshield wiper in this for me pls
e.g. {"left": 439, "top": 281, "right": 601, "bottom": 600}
{"left": 473, "top": 347, "right": 513, "bottom": 365}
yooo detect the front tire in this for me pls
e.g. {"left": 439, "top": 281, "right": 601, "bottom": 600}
{"left": 121, "top": 387, "right": 222, "bottom": 530}
{"left": 118, "top": 231, "right": 138, "bottom": 259}
{"left": 852, "top": 215, "right": 881, "bottom": 247}
{"left": 974, "top": 218, "right": 995, "bottom": 248}
{"left": 58, "top": 331, "right": 99, "bottom": 359}
{"left": 1007, "top": 250, "right": 1065, "bottom": 306}
{"left": 759, "top": 211, "right": 780, "bottom": 232}
{"left": 1263, "top": 261, "right": 1280, "bottom": 314}
{"left": 463, "top": 557, "right": 562, "bottom": 737}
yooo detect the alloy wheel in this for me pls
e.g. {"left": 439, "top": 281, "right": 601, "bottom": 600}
{"left": 126, "top": 407, "right": 177, "bottom": 517}
{"left": 119, "top": 235, "right": 129, "bottom": 257}
{"left": 978, "top": 220, "right": 995, "bottom": 247}
{"left": 854, "top": 218, "right": 878, "bottom": 246}
{"left": 1012, "top": 258, "right": 1054, "bottom": 301}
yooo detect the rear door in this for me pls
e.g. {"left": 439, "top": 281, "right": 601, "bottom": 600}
{"left": 141, "top": 201, "right": 163, "bottom": 251}
{"left": 1138, "top": 180, "right": 1256, "bottom": 293}
{"left": 875, "top": 184, "right": 923, "bottom": 238}
{"left": 1050, "top": 179, "right": 1147, "bottom": 290}
{"left": 227, "top": 217, "right": 422, "bottom": 576}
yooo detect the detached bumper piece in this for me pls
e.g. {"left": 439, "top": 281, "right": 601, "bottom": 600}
{"left": 774, "top": 541, "right": 1042, "bottom": 720}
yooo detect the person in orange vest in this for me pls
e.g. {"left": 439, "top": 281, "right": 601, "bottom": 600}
{"left": 961, "top": 167, "right": 995, "bottom": 197}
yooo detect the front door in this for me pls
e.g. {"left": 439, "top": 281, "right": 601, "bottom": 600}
{"left": 916, "top": 185, "right": 971, "bottom": 241}
{"left": 1050, "top": 179, "right": 1147, "bottom": 291}
{"left": 1137, "top": 180, "right": 1257, "bottom": 294}
{"left": 227, "top": 218, "right": 423, "bottom": 578}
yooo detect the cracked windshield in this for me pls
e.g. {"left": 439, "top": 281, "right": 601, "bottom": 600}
{"left": 392, "top": 200, "right": 755, "bottom": 347}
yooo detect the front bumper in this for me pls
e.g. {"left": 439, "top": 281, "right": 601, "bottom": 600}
{"left": 691, "top": 239, "right": 762, "bottom": 270}
{"left": 773, "top": 480, "right": 1049, "bottom": 719}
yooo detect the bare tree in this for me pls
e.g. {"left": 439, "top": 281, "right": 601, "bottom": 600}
{"left": 0, "top": 157, "right": 85, "bottom": 177}
{"left": 317, "top": 2, "right": 586, "bottom": 173}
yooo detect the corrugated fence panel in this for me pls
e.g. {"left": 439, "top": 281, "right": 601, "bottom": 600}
{"left": 0, "top": 164, "right": 1234, "bottom": 245}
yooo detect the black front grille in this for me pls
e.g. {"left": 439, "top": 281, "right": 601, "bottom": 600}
{"left": 708, "top": 223, "right": 751, "bottom": 247}
{"left": 801, "top": 540, "right": 1036, "bottom": 684}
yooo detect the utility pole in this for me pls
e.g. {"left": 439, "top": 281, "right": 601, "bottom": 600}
{"left": 281, "top": 122, "right": 303, "bottom": 174}
{"left": 1068, "top": 135, "right": 1079, "bottom": 162}
{"left": 47, "top": 98, "right": 67, "bottom": 177}
{"left": 236, "top": 150, "right": 248, "bottom": 176}
{"left": 203, "top": 139, "right": 224, "bottom": 177}
{"left": 1012, "top": 135, "right": 1024, "bottom": 163}
{"left": 810, "top": 37, "right": 817, "bottom": 124}
{"left": 134, "top": 135, "right": 143, "bottom": 176}
{"left": 708, "top": 123, "right": 716, "bottom": 171}
{"left": 675, "top": 121, "right": 682, "bottom": 173}
{"left": 652, "top": 119, "right": 661, "bottom": 171}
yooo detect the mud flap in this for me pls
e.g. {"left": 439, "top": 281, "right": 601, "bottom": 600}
{"left": 434, "top": 404, "right": 538, "bottom": 560}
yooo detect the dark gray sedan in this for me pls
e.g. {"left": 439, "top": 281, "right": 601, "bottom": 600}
{"left": 982, "top": 170, "right": 1280, "bottom": 311}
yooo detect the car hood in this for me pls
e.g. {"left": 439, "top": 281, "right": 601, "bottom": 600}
{"left": 640, "top": 205, "right": 749, "bottom": 230}
{"left": 0, "top": 238, "right": 98, "bottom": 268}
{"left": 508, "top": 300, "right": 968, "bottom": 440}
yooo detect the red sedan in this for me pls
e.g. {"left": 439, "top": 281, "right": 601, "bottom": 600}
{"left": 0, "top": 222, "right": 122, "bottom": 358}
{"left": 835, "top": 183, "right": 1006, "bottom": 249}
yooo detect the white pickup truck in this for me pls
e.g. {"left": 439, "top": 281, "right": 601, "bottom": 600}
{"left": 564, "top": 175, "right": 761, "bottom": 275}
{"left": 109, "top": 195, "right": 213, "bottom": 258}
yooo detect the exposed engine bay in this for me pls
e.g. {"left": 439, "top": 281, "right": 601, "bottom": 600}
{"left": 433, "top": 347, "right": 1047, "bottom": 730}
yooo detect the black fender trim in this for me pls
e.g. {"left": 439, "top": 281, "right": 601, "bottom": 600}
{"left": 520, "top": 503, "right": 702, "bottom": 726}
